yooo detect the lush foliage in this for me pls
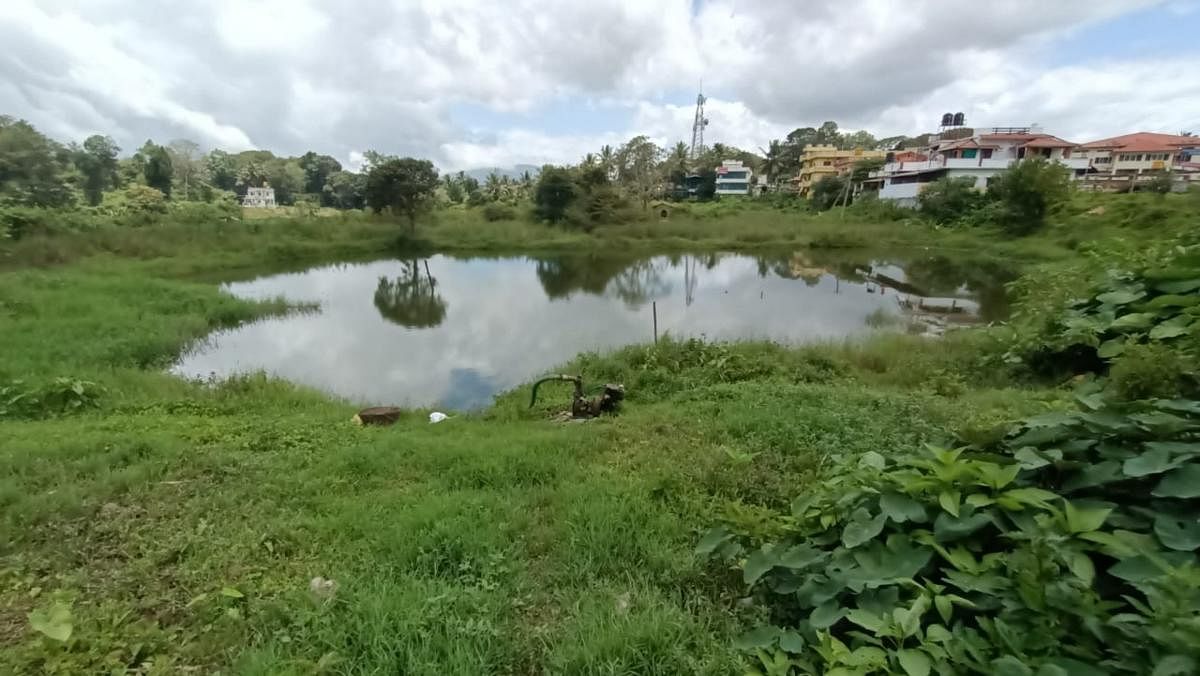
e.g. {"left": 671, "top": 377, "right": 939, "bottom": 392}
{"left": 703, "top": 254, "right": 1200, "bottom": 675}
{"left": 919, "top": 177, "right": 985, "bottom": 225}
{"left": 533, "top": 166, "right": 579, "bottom": 223}
{"left": 986, "top": 159, "right": 1072, "bottom": 236}
{"left": 0, "top": 116, "right": 75, "bottom": 208}
{"left": 364, "top": 157, "right": 440, "bottom": 232}
{"left": 810, "top": 176, "right": 850, "bottom": 212}
{"left": 1009, "top": 243, "right": 1200, "bottom": 385}
{"left": 704, "top": 390, "right": 1200, "bottom": 675}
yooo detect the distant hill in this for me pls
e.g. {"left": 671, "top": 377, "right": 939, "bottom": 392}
{"left": 459, "top": 164, "right": 540, "bottom": 182}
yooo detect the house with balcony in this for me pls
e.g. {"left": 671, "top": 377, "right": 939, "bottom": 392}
{"left": 242, "top": 185, "right": 276, "bottom": 208}
{"left": 866, "top": 126, "right": 1087, "bottom": 205}
{"left": 792, "top": 146, "right": 886, "bottom": 197}
{"left": 714, "top": 160, "right": 753, "bottom": 196}
{"left": 1077, "top": 132, "right": 1199, "bottom": 189}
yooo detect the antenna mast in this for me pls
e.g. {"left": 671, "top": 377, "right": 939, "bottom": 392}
{"left": 689, "top": 86, "right": 708, "bottom": 161}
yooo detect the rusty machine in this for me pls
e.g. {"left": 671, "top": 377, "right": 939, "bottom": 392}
{"left": 528, "top": 374, "right": 625, "bottom": 419}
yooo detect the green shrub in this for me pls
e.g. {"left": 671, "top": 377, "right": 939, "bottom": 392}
{"left": 702, "top": 394, "right": 1200, "bottom": 675}
{"left": 1, "top": 377, "right": 104, "bottom": 419}
{"left": 1109, "top": 342, "right": 1195, "bottom": 400}
{"left": 167, "top": 194, "right": 242, "bottom": 224}
{"left": 918, "top": 177, "right": 983, "bottom": 225}
{"left": 1009, "top": 243, "right": 1200, "bottom": 377}
{"left": 986, "top": 159, "right": 1071, "bottom": 236}
{"left": 481, "top": 202, "right": 517, "bottom": 222}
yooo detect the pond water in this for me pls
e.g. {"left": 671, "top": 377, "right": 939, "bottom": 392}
{"left": 173, "top": 250, "right": 1015, "bottom": 409}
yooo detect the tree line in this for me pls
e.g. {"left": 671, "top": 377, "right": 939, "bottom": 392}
{"left": 0, "top": 115, "right": 367, "bottom": 214}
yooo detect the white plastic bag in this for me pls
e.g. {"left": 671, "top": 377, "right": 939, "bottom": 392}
{"left": 428, "top": 411, "right": 448, "bottom": 424}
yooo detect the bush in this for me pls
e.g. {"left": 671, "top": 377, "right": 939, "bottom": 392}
{"left": 845, "top": 194, "right": 910, "bottom": 222}
{"left": 167, "top": 193, "right": 242, "bottom": 224}
{"left": 918, "top": 176, "right": 983, "bottom": 225}
{"left": 1109, "top": 342, "right": 1194, "bottom": 400}
{"left": 809, "top": 176, "right": 848, "bottom": 212}
{"left": 1007, "top": 243, "right": 1200, "bottom": 378}
{"left": 1, "top": 377, "right": 104, "bottom": 419}
{"left": 702, "top": 393, "right": 1200, "bottom": 675}
{"left": 986, "top": 159, "right": 1071, "bottom": 236}
{"left": 533, "top": 167, "right": 577, "bottom": 223}
{"left": 481, "top": 202, "right": 517, "bottom": 222}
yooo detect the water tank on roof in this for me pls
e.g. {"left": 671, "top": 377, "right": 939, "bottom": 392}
{"left": 941, "top": 113, "right": 953, "bottom": 127}
{"left": 952, "top": 112, "right": 965, "bottom": 126}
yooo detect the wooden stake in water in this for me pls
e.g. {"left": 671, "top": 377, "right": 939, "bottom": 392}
{"left": 652, "top": 301, "right": 658, "bottom": 344}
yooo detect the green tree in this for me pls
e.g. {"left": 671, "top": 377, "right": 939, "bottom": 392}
{"left": 918, "top": 176, "right": 983, "bottom": 224}
{"left": 364, "top": 157, "right": 439, "bottom": 233}
{"left": 265, "top": 159, "right": 304, "bottom": 205}
{"left": 533, "top": 166, "right": 577, "bottom": 223}
{"left": 299, "top": 152, "right": 343, "bottom": 198}
{"left": 141, "top": 141, "right": 174, "bottom": 197}
{"left": 205, "top": 150, "right": 238, "bottom": 191}
{"left": 443, "top": 174, "right": 466, "bottom": 204}
{"left": 759, "top": 140, "right": 784, "bottom": 184}
{"left": 987, "top": 158, "right": 1071, "bottom": 235}
{"left": 0, "top": 116, "right": 75, "bottom": 207}
{"left": 323, "top": 170, "right": 365, "bottom": 209}
{"left": 809, "top": 175, "right": 847, "bottom": 211}
{"left": 484, "top": 172, "right": 504, "bottom": 202}
{"left": 616, "top": 135, "right": 661, "bottom": 210}
{"left": 842, "top": 129, "right": 877, "bottom": 150}
{"left": 72, "top": 134, "right": 120, "bottom": 206}
{"left": 167, "top": 139, "right": 202, "bottom": 200}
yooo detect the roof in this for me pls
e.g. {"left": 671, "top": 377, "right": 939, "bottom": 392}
{"left": 1022, "top": 135, "right": 1076, "bottom": 149}
{"left": 976, "top": 132, "right": 1077, "bottom": 148}
{"left": 937, "top": 138, "right": 995, "bottom": 151}
{"left": 1080, "top": 132, "right": 1196, "bottom": 153}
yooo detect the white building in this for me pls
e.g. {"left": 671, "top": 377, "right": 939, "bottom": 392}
{"left": 714, "top": 160, "right": 753, "bottom": 196}
{"left": 1076, "top": 132, "right": 1199, "bottom": 189}
{"left": 243, "top": 185, "right": 276, "bottom": 208}
{"left": 867, "top": 127, "right": 1088, "bottom": 205}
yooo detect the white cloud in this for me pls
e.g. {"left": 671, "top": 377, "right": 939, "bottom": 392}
{"left": 1, "top": 0, "right": 1195, "bottom": 169}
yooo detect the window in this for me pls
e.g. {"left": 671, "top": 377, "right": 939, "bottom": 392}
{"left": 721, "top": 171, "right": 747, "bottom": 180}
{"left": 822, "top": 160, "right": 832, "bottom": 166}
{"left": 1094, "top": 156, "right": 1111, "bottom": 164}
{"left": 981, "top": 148, "right": 993, "bottom": 159}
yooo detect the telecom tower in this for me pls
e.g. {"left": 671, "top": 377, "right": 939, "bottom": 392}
{"left": 689, "top": 90, "right": 708, "bottom": 160}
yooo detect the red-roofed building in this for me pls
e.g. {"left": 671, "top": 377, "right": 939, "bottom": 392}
{"left": 864, "top": 126, "right": 1089, "bottom": 204}
{"left": 1078, "top": 132, "right": 1197, "bottom": 175}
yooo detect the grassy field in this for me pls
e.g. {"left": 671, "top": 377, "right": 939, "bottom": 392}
{"left": 0, "top": 191, "right": 1194, "bottom": 672}
{"left": 10, "top": 188, "right": 1193, "bottom": 273}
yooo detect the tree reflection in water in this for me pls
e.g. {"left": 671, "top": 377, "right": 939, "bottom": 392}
{"left": 534, "top": 254, "right": 672, "bottom": 309}
{"left": 373, "top": 259, "right": 448, "bottom": 328}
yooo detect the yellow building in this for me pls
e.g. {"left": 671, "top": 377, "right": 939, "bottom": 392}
{"left": 792, "top": 145, "right": 886, "bottom": 197}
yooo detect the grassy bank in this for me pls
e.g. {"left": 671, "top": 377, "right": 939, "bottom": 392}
{"left": 1, "top": 190, "right": 1195, "bottom": 672}
{"left": 6, "top": 189, "right": 1193, "bottom": 274}
{"left": 0, "top": 254, "right": 1052, "bottom": 673}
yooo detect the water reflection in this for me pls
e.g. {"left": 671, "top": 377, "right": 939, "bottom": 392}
{"left": 173, "top": 251, "right": 1017, "bottom": 409}
{"left": 373, "top": 259, "right": 448, "bottom": 328}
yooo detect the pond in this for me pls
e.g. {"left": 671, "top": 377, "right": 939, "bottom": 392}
{"left": 173, "top": 250, "right": 1016, "bottom": 409}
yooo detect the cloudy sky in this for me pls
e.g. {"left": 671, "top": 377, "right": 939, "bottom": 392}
{"left": 2, "top": 0, "right": 1198, "bottom": 171}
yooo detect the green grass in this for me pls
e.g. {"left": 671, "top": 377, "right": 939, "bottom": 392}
{"left": 15, "top": 188, "right": 1193, "bottom": 274}
{"left": 5, "top": 190, "right": 1188, "bottom": 671}
{"left": 0, "top": 249, "right": 1056, "bottom": 672}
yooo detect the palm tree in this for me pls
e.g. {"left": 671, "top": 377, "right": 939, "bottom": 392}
{"left": 599, "top": 145, "right": 615, "bottom": 176}
{"left": 759, "top": 140, "right": 784, "bottom": 184}
{"left": 581, "top": 153, "right": 596, "bottom": 168}
{"left": 484, "top": 172, "right": 503, "bottom": 202}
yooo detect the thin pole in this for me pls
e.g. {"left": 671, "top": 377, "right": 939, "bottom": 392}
{"left": 652, "top": 301, "right": 658, "bottom": 344}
